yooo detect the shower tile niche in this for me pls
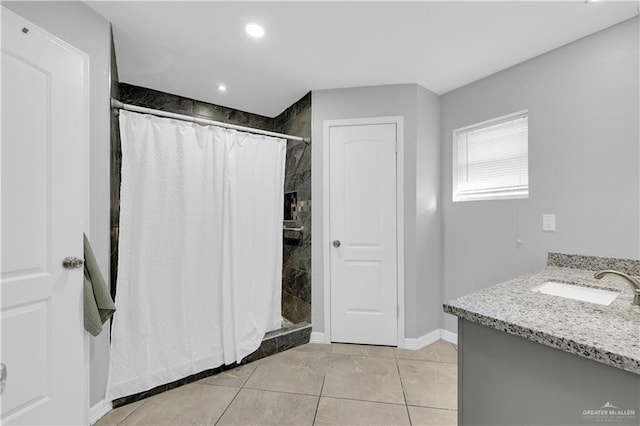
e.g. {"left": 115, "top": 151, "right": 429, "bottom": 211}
{"left": 284, "top": 191, "right": 298, "bottom": 224}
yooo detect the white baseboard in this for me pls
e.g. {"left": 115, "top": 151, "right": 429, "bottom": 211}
{"left": 403, "top": 329, "right": 440, "bottom": 350}
{"left": 309, "top": 331, "right": 328, "bottom": 344}
{"left": 440, "top": 329, "right": 458, "bottom": 345}
{"left": 403, "top": 329, "right": 458, "bottom": 350}
{"left": 312, "top": 329, "right": 458, "bottom": 348}
{"left": 89, "top": 399, "right": 112, "bottom": 425}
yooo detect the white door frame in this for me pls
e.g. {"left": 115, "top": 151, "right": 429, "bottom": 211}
{"left": 322, "top": 116, "right": 405, "bottom": 347}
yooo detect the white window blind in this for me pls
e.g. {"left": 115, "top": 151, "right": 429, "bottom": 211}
{"left": 453, "top": 111, "right": 528, "bottom": 202}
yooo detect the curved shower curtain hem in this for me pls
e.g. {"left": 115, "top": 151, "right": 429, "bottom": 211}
{"left": 105, "top": 348, "right": 257, "bottom": 402}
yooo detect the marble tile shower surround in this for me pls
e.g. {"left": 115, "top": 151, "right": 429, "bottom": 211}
{"left": 110, "top": 81, "right": 277, "bottom": 256}
{"left": 109, "top": 33, "right": 120, "bottom": 300}
{"left": 111, "top": 82, "right": 311, "bottom": 370}
{"left": 277, "top": 93, "right": 312, "bottom": 324}
{"left": 109, "top": 84, "right": 312, "bottom": 402}
{"left": 110, "top": 83, "right": 311, "bottom": 306}
{"left": 117, "top": 83, "right": 275, "bottom": 130}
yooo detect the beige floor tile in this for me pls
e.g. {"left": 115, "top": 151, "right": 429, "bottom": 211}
{"left": 322, "top": 355, "right": 405, "bottom": 404}
{"left": 94, "top": 400, "right": 144, "bottom": 426}
{"left": 314, "top": 397, "right": 410, "bottom": 425}
{"left": 96, "top": 342, "right": 461, "bottom": 426}
{"left": 395, "top": 340, "right": 458, "bottom": 363}
{"left": 331, "top": 343, "right": 396, "bottom": 358}
{"left": 397, "top": 359, "right": 457, "bottom": 410}
{"left": 119, "top": 383, "right": 238, "bottom": 425}
{"left": 198, "top": 362, "right": 257, "bottom": 387}
{"left": 408, "top": 406, "right": 457, "bottom": 425}
{"left": 217, "top": 388, "right": 318, "bottom": 426}
{"left": 244, "top": 349, "right": 329, "bottom": 395}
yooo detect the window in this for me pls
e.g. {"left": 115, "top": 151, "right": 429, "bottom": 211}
{"left": 453, "top": 111, "right": 528, "bottom": 202}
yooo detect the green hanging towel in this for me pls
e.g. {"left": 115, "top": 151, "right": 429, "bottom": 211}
{"left": 83, "top": 233, "right": 116, "bottom": 336}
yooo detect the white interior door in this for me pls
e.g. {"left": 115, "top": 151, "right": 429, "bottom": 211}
{"left": 329, "top": 121, "right": 398, "bottom": 346}
{"left": 1, "top": 8, "right": 87, "bottom": 425}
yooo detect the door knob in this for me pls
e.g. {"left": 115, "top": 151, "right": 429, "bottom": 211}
{"left": 62, "top": 257, "right": 84, "bottom": 269}
{"left": 1, "top": 363, "right": 6, "bottom": 395}
{"left": 333, "top": 240, "right": 341, "bottom": 248}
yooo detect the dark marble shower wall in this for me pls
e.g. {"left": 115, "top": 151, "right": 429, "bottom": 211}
{"left": 109, "top": 29, "right": 120, "bottom": 300}
{"left": 110, "top": 82, "right": 312, "bottom": 325}
{"left": 275, "top": 93, "right": 312, "bottom": 324}
{"left": 117, "top": 83, "right": 275, "bottom": 130}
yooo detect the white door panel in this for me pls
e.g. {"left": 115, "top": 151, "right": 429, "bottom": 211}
{"left": 1, "top": 8, "right": 86, "bottom": 425}
{"left": 329, "top": 123, "right": 398, "bottom": 346}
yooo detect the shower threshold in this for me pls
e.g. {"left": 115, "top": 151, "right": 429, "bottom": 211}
{"left": 263, "top": 320, "right": 311, "bottom": 342}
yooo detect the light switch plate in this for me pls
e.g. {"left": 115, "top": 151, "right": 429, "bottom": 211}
{"left": 542, "top": 214, "right": 556, "bottom": 231}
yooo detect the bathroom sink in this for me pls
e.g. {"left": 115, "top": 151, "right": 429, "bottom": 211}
{"left": 531, "top": 281, "right": 619, "bottom": 306}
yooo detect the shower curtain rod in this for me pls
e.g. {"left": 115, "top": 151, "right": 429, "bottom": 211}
{"left": 111, "top": 99, "right": 310, "bottom": 143}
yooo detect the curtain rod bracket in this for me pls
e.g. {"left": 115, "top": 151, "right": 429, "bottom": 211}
{"left": 111, "top": 98, "right": 124, "bottom": 109}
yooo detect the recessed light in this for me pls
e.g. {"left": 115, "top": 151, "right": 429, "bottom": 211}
{"left": 585, "top": 0, "right": 600, "bottom": 3}
{"left": 217, "top": 84, "right": 227, "bottom": 92}
{"left": 245, "top": 23, "right": 265, "bottom": 38}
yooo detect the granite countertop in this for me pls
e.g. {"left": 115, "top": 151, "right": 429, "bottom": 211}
{"left": 443, "top": 255, "right": 640, "bottom": 375}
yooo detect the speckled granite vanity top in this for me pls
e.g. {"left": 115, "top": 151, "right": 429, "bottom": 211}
{"left": 443, "top": 253, "right": 640, "bottom": 375}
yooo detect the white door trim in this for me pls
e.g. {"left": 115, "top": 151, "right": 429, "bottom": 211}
{"left": 322, "top": 116, "right": 405, "bottom": 347}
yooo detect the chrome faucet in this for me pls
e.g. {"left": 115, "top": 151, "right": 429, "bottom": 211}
{"left": 594, "top": 270, "right": 640, "bottom": 306}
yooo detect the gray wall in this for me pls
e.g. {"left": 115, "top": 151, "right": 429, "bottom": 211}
{"left": 441, "top": 18, "right": 640, "bottom": 332}
{"left": 416, "top": 87, "right": 442, "bottom": 337}
{"left": 311, "top": 84, "right": 442, "bottom": 339}
{"left": 3, "top": 1, "right": 112, "bottom": 407}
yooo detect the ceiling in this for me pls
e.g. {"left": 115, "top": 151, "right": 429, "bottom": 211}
{"left": 87, "top": 1, "right": 639, "bottom": 117}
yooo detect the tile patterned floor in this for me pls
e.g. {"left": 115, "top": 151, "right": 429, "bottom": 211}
{"left": 96, "top": 340, "right": 458, "bottom": 426}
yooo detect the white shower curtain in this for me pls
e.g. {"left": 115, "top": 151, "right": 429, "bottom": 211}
{"left": 106, "top": 110, "right": 285, "bottom": 400}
